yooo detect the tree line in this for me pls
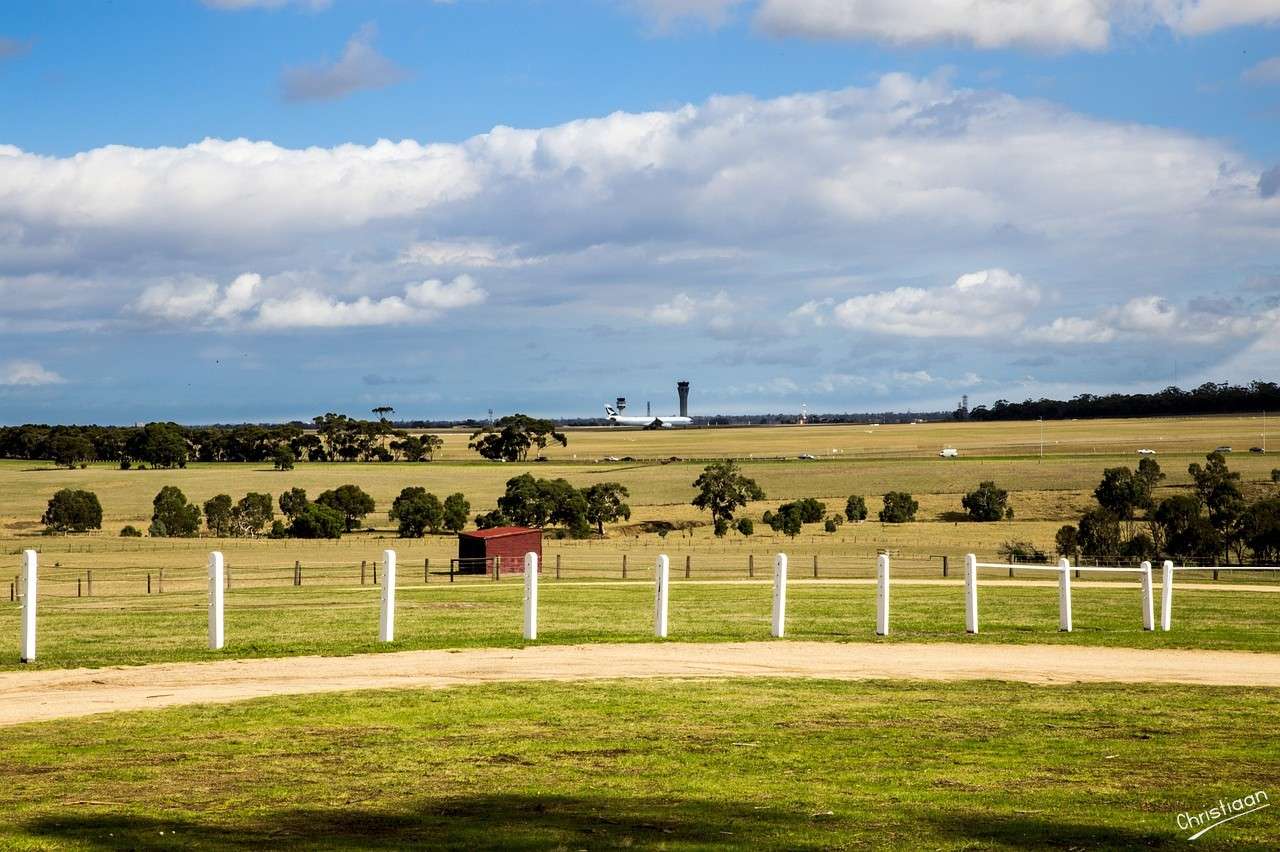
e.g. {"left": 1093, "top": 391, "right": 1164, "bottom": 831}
{"left": 964, "top": 381, "right": 1280, "bottom": 422}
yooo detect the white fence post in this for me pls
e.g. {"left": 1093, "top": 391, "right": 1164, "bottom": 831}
{"left": 771, "top": 553, "right": 787, "bottom": 638}
{"left": 1160, "top": 560, "right": 1174, "bottom": 631}
{"left": 1058, "top": 557, "right": 1072, "bottom": 632}
{"left": 208, "top": 551, "right": 225, "bottom": 650}
{"left": 654, "top": 554, "right": 669, "bottom": 638}
{"left": 964, "top": 553, "right": 978, "bottom": 634}
{"left": 379, "top": 549, "right": 397, "bottom": 642}
{"left": 876, "top": 553, "right": 890, "bottom": 636}
{"left": 20, "top": 550, "right": 36, "bottom": 663}
{"left": 523, "top": 551, "right": 538, "bottom": 640}
{"left": 1140, "top": 560, "right": 1154, "bottom": 631}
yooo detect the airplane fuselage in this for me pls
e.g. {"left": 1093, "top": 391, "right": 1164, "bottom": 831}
{"left": 604, "top": 405, "right": 692, "bottom": 428}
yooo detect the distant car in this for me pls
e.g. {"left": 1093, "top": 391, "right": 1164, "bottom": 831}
{"left": 797, "top": 453, "right": 816, "bottom": 460}
{"left": 1214, "top": 446, "right": 1233, "bottom": 454}
{"left": 1250, "top": 447, "right": 1265, "bottom": 454}
{"left": 604, "top": 456, "right": 621, "bottom": 462}
{"left": 1137, "top": 448, "right": 1157, "bottom": 455}
{"left": 938, "top": 448, "right": 958, "bottom": 458}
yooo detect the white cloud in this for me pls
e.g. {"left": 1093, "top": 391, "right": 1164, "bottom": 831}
{"left": 1243, "top": 56, "right": 1280, "bottom": 85}
{"left": 280, "top": 23, "right": 408, "bottom": 102}
{"left": 398, "top": 240, "right": 533, "bottom": 268}
{"left": 133, "top": 272, "right": 483, "bottom": 329}
{"left": 648, "top": 290, "right": 732, "bottom": 325}
{"left": 752, "top": 1, "right": 1280, "bottom": 50}
{"left": 829, "top": 268, "right": 1040, "bottom": 337}
{"left": 1032, "top": 295, "right": 1280, "bottom": 344}
{"left": 0, "top": 360, "right": 65, "bottom": 386}
{"left": 756, "top": 0, "right": 1113, "bottom": 50}
{"left": 1159, "top": 0, "right": 1280, "bottom": 35}
{"left": 254, "top": 275, "right": 486, "bottom": 329}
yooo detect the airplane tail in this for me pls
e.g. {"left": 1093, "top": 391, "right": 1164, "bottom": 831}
{"left": 604, "top": 405, "right": 618, "bottom": 418}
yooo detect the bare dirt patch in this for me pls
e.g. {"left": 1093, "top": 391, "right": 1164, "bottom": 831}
{"left": 3, "top": 641, "right": 1280, "bottom": 727}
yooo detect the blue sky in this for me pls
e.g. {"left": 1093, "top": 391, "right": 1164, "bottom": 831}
{"left": 1, "top": 0, "right": 1278, "bottom": 424}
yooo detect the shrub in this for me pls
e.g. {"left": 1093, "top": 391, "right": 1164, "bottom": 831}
{"left": 148, "top": 519, "right": 167, "bottom": 537}
{"left": 824, "top": 518, "right": 839, "bottom": 533}
{"left": 767, "top": 504, "right": 803, "bottom": 537}
{"left": 119, "top": 525, "right": 143, "bottom": 538}
{"left": 42, "top": 488, "right": 103, "bottom": 533}
{"left": 879, "top": 492, "right": 918, "bottom": 523}
{"left": 1273, "top": 469, "right": 1280, "bottom": 484}
{"left": 269, "top": 520, "right": 288, "bottom": 539}
{"left": 119, "top": 459, "right": 131, "bottom": 470}
{"left": 844, "top": 495, "right": 868, "bottom": 522}
{"left": 736, "top": 517, "right": 754, "bottom": 536}
{"left": 290, "top": 503, "right": 344, "bottom": 539}
{"left": 714, "top": 518, "right": 731, "bottom": 537}
{"left": 962, "top": 481, "right": 1010, "bottom": 522}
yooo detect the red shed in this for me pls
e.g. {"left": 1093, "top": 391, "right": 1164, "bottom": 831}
{"left": 456, "top": 526, "right": 542, "bottom": 574}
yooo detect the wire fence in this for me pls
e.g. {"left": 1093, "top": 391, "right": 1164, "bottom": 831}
{"left": 9, "top": 547, "right": 1280, "bottom": 603}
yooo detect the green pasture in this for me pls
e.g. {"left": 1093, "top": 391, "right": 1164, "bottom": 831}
{"left": 1, "top": 678, "right": 1276, "bottom": 849}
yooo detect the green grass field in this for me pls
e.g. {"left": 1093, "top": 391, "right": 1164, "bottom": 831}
{"left": 2, "top": 678, "right": 1276, "bottom": 850}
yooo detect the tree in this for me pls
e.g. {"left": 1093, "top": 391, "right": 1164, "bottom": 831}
{"left": 42, "top": 488, "right": 103, "bottom": 533}
{"left": 879, "top": 492, "right": 918, "bottom": 523}
{"left": 1188, "top": 451, "right": 1244, "bottom": 554}
{"left": 1152, "top": 495, "right": 1219, "bottom": 560}
{"left": 493, "top": 474, "right": 590, "bottom": 537}
{"left": 845, "top": 495, "right": 868, "bottom": 522}
{"left": 1240, "top": 498, "right": 1280, "bottom": 563}
{"left": 290, "top": 502, "right": 345, "bottom": 539}
{"left": 736, "top": 517, "right": 754, "bottom": 536}
{"left": 474, "top": 508, "right": 509, "bottom": 529}
{"left": 127, "top": 422, "right": 189, "bottom": 468}
{"left": 999, "top": 540, "right": 1047, "bottom": 562}
{"left": 272, "top": 446, "right": 296, "bottom": 471}
{"left": 691, "top": 460, "right": 765, "bottom": 525}
{"left": 442, "top": 492, "right": 470, "bottom": 532}
{"left": 469, "top": 414, "right": 567, "bottom": 462}
{"left": 583, "top": 482, "right": 631, "bottom": 535}
{"left": 279, "top": 487, "right": 309, "bottom": 521}
{"left": 233, "top": 492, "right": 274, "bottom": 537}
{"left": 767, "top": 504, "right": 803, "bottom": 537}
{"left": 1093, "top": 467, "right": 1149, "bottom": 529}
{"left": 50, "top": 434, "right": 94, "bottom": 468}
{"left": 120, "top": 525, "right": 143, "bottom": 537}
{"left": 1076, "top": 507, "right": 1122, "bottom": 558}
{"left": 204, "top": 494, "right": 234, "bottom": 537}
{"left": 714, "top": 518, "right": 731, "bottom": 537}
{"left": 791, "top": 498, "right": 826, "bottom": 523}
{"left": 824, "top": 517, "right": 839, "bottom": 533}
{"left": 372, "top": 405, "right": 395, "bottom": 420}
{"left": 1055, "top": 525, "right": 1080, "bottom": 560}
{"left": 1136, "top": 457, "right": 1165, "bottom": 493}
{"left": 316, "top": 484, "right": 375, "bottom": 532}
{"left": 962, "top": 481, "right": 1010, "bottom": 522}
{"left": 389, "top": 487, "right": 444, "bottom": 537}
{"left": 151, "top": 486, "right": 201, "bottom": 537}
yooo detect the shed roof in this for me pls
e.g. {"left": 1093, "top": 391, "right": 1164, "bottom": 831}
{"left": 458, "top": 526, "right": 541, "bottom": 540}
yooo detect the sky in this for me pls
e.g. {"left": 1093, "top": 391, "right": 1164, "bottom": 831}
{"left": 0, "top": 0, "right": 1278, "bottom": 425}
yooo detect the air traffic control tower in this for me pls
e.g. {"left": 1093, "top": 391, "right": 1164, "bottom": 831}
{"left": 677, "top": 381, "right": 690, "bottom": 418}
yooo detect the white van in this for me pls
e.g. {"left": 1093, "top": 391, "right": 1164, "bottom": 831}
{"left": 939, "top": 447, "right": 958, "bottom": 458}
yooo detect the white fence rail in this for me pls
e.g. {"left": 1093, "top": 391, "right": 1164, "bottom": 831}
{"left": 966, "top": 555, "right": 1154, "bottom": 634}
{"left": 1161, "top": 563, "right": 1280, "bottom": 631}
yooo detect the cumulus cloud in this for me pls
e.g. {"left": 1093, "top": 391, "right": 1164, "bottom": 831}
{"left": 828, "top": 269, "right": 1040, "bottom": 337}
{"left": 0, "top": 360, "right": 64, "bottom": 386}
{"left": 756, "top": 0, "right": 1113, "bottom": 50}
{"left": 751, "top": 1, "right": 1280, "bottom": 50}
{"left": 280, "top": 23, "right": 408, "bottom": 102}
{"left": 1032, "top": 295, "right": 1280, "bottom": 344}
{"left": 254, "top": 274, "right": 486, "bottom": 329}
{"left": 1243, "top": 56, "right": 1280, "bottom": 85}
{"left": 132, "top": 272, "right": 484, "bottom": 329}
{"left": 648, "top": 291, "right": 732, "bottom": 325}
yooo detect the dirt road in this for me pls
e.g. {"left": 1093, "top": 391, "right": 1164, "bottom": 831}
{"left": 3, "top": 641, "right": 1279, "bottom": 726}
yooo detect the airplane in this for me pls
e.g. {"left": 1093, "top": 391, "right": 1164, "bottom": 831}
{"left": 604, "top": 397, "right": 692, "bottom": 428}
